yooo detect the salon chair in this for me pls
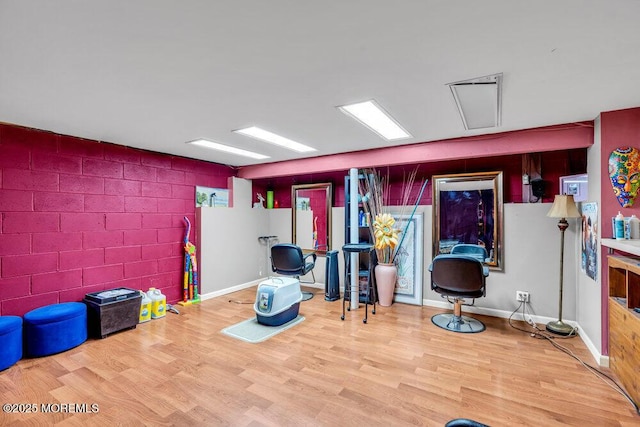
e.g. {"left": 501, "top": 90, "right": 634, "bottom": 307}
{"left": 429, "top": 250, "right": 489, "bottom": 333}
{"left": 271, "top": 243, "right": 317, "bottom": 301}
{"left": 450, "top": 244, "right": 490, "bottom": 277}
{"left": 450, "top": 243, "right": 490, "bottom": 263}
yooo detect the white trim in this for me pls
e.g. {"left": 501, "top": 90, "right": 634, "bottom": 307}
{"left": 198, "top": 279, "right": 262, "bottom": 301}
{"left": 199, "top": 278, "right": 324, "bottom": 302}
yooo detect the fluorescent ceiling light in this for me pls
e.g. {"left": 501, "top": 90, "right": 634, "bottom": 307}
{"left": 337, "top": 99, "right": 412, "bottom": 141}
{"left": 447, "top": 73, "right": 503, "bottom": 130}
{"left": 233, "top": 127, "right": 316, "bottom": 153}
{"left": 187, "top": 139, "right": 269, "bottom": 160}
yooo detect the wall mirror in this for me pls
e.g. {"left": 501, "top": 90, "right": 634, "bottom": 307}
{"left": 292, "top": 183, "right": 332, "bottom": 255}
{"left": 432, "top": 171, "right": 504, "bottom": 270}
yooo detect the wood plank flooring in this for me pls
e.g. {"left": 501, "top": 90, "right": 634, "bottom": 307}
{"left": 1, "top": 286, "right": 638, "bottom": 426}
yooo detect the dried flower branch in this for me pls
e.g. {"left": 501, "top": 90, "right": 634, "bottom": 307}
{"left": 358, "top": 167, "right": 426, "bottom": 264}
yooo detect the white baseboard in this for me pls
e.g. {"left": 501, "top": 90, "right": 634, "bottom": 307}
{"left": 423, "top": 298, "right": 606, "bottom": 366}
{"left": 199, "top": 279, "right": 262, "bottom": 301}
{"left": 199, "top": 277, "right": 324, "bottom": 302}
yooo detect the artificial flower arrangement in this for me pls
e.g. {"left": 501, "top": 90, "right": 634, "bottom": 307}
{"left": 359, "top": 168, "right": 427, "bottom": 264}
{"left": 373, "top": 212, "right": 400, "bottom": 264}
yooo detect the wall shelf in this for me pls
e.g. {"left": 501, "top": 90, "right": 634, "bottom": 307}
{"left": 602, "top": 238, "right": 640, "bottom": 256}
{"left": 344, "top": 173, "right": 377, "bottom": 304}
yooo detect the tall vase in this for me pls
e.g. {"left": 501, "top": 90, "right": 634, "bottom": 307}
{"left": 375, "top": 263, "right": 397, "bottom": 307}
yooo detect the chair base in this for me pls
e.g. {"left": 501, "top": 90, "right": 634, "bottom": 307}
{"left": 431, "top": 313, "right": 485, "bottom": 333}
{"left": 301, "top": 291, "right": 314, "bottom": 301}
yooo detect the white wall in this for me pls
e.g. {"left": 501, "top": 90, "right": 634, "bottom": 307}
{"left": 198, "top": 178, "right": 601, "bottom": 360}
{"left": 198, "top": 178, "right": 268, "bottom": 297}
{"left": 576, "top": 116, "right": 604, "bottom": 362}
{"left": 200, "top": 188, "right": 579, "bottom": 323}
{"left": 420, "top": 203, "right": 579, "bottom": 322}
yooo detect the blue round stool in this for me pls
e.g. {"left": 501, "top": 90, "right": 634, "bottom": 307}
{"left": 24, "top": 302, "right": 87, "bottom": 357}
{"left": 0, "top": 316, "right": 22, "bottom": 370}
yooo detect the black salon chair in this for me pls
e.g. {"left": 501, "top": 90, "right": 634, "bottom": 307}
{"left": 450, "top": 243, "right": 491, "bottom": 264}
{"left": 429, "top": 251, "right": 489, "bottom": 333}
{"left": 271, "top": 243, "right": 317, "bottom": 301}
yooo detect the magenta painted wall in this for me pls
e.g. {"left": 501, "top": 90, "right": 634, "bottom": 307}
{"left": 240, "top": 122, "right": 593, "bottom": 180}
{"left": 0, "top": 123, "right": 235, "bottom": 316}
{"left": 600, "top": 108, "right": 640, "bottom": 236}
{"left": 254, "top": 150, "right": 587, "bottom": 209}
{"left": 599, "top": 106, "right": 640, "bottom": 353}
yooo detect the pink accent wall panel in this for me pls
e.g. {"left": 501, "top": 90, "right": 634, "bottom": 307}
{"left": 598, "top": 106, "right": 640, "bottom": 354}
{"left": 0, "top": 123, "right": 235, "bottom": 316}
{"left": 255, "top": 149, "right": 588, "bottom": 209}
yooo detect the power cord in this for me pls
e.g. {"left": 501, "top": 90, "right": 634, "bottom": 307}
{"left": 508, "top": 302, "right": 640, "bottom": 416}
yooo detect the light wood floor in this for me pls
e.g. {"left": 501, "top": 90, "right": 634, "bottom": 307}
{"left": 1, "top": 286, "right": 638, "bottom": 426}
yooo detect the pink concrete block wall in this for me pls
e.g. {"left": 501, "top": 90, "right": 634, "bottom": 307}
{"left": 0, "top": 123, "right": 235, "bottom": 316}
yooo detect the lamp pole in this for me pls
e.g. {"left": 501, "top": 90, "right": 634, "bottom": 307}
{"left": 546, "top": 217, "right": 574, "bottom": 335}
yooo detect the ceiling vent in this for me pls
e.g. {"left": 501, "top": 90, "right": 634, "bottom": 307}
{"left": 447, "top": 73, "right": 503, "bottom": 130}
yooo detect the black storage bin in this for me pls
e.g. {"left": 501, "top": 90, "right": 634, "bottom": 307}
{"left": 83, "top": 288, "right": 141, "bottom": 338}
{"left": 325, "top": 250, "right": 340, "bottom": 301}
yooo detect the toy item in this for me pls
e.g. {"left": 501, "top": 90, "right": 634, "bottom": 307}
{"left": 179, "top": 216, "right": 200, "bottom": 306}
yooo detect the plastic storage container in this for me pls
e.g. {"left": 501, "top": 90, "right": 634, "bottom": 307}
{"left": 615, "top": 211, "right": 625, "bottom": 239}
{"left": 629, "top": 215, "right": 640, "bottom": 239}
{"left": 147, "top": 288, "right": 166, "bottom": 319}
{"left": 253, "top": 277, "right": 302, "bottom": 326}
{"left": 139, "top": 291, "right": 151, "bottom": 323}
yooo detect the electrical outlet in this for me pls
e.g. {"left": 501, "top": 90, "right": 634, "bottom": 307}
{"left": 516, "top": 291, "right": 530, "bottom": 302}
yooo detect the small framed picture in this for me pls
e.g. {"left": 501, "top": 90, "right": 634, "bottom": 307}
{"left": 195, "top": 186, "right": 229, "bottom": 207}
{"left": 560, "top": 174, "right": 588, "bottom": 202}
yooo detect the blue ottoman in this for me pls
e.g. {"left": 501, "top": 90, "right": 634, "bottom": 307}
{"left": 24, "top": 302, "right": 87, "bottom": 357}
{"left": 0, "top": 316, "right": 22, "bottom": 370}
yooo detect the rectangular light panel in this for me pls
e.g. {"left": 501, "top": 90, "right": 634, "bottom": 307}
{"left": 233, "top": 127, "right": 316, "bottom": 153}
{"left": 187, "top": 139, "right": 269, "bottom": 160}
{"left": 338, "top": 99, "right": 411, "bottom": 141}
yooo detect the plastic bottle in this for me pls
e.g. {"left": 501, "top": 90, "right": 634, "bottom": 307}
{"left": 147, "top": 288, "right": 166, "bottom": 319}
{"left": 615, "top": 211, "right": 625, "bottom": 240}
{"left": 629, "top": 214, "right": 640, "bottom": 239}
{"left": 139, "top": 290, "right": 152, "bottom": 323}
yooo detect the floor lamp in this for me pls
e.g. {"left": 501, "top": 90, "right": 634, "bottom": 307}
{"left": 546, "top": 194, "right": 581, "bottom": 335}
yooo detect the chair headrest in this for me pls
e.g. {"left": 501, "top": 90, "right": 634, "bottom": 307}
{"left": 429, "top": 254, "right": 489, "bottom": 277}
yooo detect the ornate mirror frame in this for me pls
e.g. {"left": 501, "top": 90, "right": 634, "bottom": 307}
{"left": 432, "top": 171, "right": 504, "bottom": 270}
{"left": 291, "top": 183, "right": 333, "bottom": 255}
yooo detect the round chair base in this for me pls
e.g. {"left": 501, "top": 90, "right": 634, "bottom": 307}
{"left": 301, "top": 291, "right": 314, "bottom": 301}
{"left": 431, "top": 313, "right": 485, "bottom": 333}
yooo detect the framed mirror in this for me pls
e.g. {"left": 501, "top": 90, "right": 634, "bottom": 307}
{"left": 292, "top": 183, "right": 332, "bottom": 255}
{"left": 432, "top": 171, "right": 504, "bottom": 270}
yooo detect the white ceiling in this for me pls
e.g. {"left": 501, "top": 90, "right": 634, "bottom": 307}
{"left": 1, "top": 1, "right": 640, "bottom": 168}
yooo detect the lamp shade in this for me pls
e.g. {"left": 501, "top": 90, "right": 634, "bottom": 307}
{"left": 547, "top": 195, "right": 581, "bottom": 218}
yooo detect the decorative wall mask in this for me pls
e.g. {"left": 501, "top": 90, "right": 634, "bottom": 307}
{"left": 609, "top": 146, "right": 640, "bottom": 207}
